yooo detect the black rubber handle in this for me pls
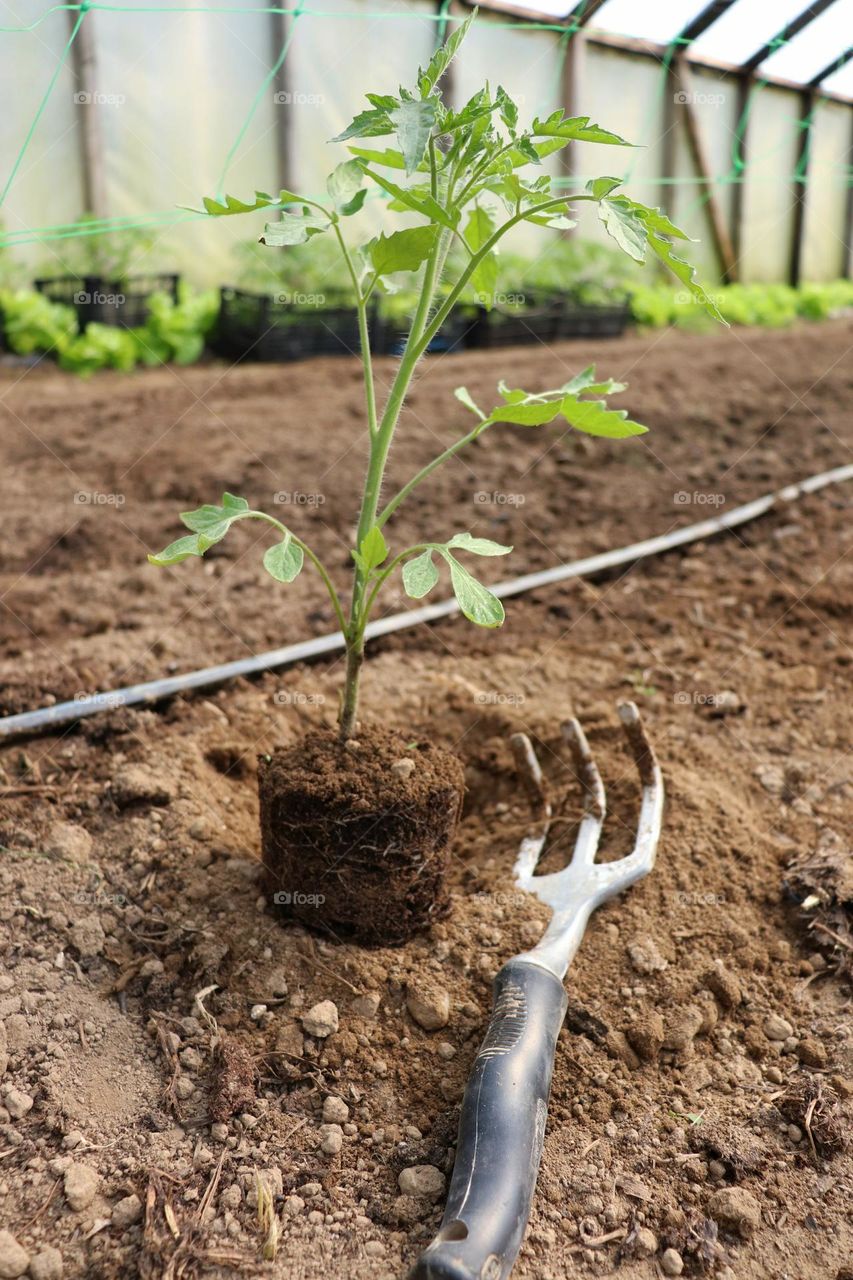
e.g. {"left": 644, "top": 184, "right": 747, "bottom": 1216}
{"left": 409, "top": 959, "right": 568, "bottom": 1280}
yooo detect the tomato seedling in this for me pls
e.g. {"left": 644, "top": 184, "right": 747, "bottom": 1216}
{"left": 149, "top": 11, "right": 719, "bottom": 738}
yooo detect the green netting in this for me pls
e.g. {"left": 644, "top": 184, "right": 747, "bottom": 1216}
{"left": 0, "top": 0, "right": 849, "bottom": 264}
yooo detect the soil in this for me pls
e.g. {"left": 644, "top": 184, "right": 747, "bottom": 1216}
{"left": 0, "top": 320, "right": 851, "bottom": 1280}
{"left": 258, "top": 728, "right": 465, "bottom": 944}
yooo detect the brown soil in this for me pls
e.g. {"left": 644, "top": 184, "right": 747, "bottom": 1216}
{"left": 258, "top": 728, "right": 465, "bottom": 944}
{"left": 0, "top": 321, "right": 851, "bottom": 1280}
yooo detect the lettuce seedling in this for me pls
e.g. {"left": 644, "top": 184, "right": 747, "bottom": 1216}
{"left": 149, "top": 11, "right": 719, "bottom": 738}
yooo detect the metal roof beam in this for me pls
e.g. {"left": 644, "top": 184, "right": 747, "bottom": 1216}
{"left": 740, "top": 0, "right": 837, "bottom": 75}
{"left": 676, "top": 0, "right": 739, "bottom": 47}
{"left": 808, "top": 44, "right": 853, "bottom": 86}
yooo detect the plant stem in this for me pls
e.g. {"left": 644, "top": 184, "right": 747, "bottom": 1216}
{"left": 339, "top": 638, "right": 364, "bottom": 740}
{"left": 377, "top": 423, "right": 488, "bottom": 527}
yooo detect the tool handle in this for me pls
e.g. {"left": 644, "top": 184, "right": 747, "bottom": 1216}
{"left": 408, "top": 959, "right": 567, "bottom": 1280}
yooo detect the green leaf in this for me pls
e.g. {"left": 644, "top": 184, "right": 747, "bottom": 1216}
{"left": 495, "top": 85, "right": 518, "bottom": 133}
{"left": 648, "top": 232, "right": 725, "bottom": 323}
{"left": 359, "top": 166, "right": 458, "bottom": 230}
{"left": 390, "top": 99, "right": 437, "bottom": 176}
{"left": 147, "top": 532, "right": 214, "bottom": 566}
{"left": 354, "top": 525, "right": 388, "bottom": 574}
{"left": 327, "top": 160, "right": 366, "bottom": 215}
{"left": 198, "top": 191, "right": 296, "bottom": 217}
{"left": 464, "top": 206, "right": 498, "bottom": 307}
{"left": 598, "top": 199, "right": 647, "bottom": 263}
{"left": 560, "top": 396, "right": 647, "bottom": 438}
{"left": 487, "top": 401, "right": 564, "bottom": 427}
{"left": 180, "top": 492, "right": 251, "bottom": 544}
{"left": 347, "top": 145, "right": 406, "bottom": 170}
{"left": 263, "top": 535, "right": 304, "bottom": 583}
{"left": 454, "top": 386, "right": 485, "bottom": 417}
{"left": 332, "top": 108, "right": 394, "bottom": 144}
{"left": 586, "top": 176, "right": 623, "bottom": 200}
{"left": 531, "top": 112, "right": 634, "bottom": 147}
{"left": 402, "top": 549, "right": 439, "bottom": 599}
{"left": 447, "top": 556, "right": 505, "bottom": 628}
{"left": 418, "top": 9, "right": 476, "bottom": 96}
{"left": 261, "top": 209, "right": 330, "bottom": 246}
{"left": 447, "top": 532, "right": 512, "bottom": 557}
{"left": 369, "top": 225, "right": 438, "bottom": 276}
{"left": 562, "top": 366, "right": 627, "bottom": 397}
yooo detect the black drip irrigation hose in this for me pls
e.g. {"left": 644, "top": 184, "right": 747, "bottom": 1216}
{"left": 2, "top": 462, "right": 851, "bottom": 744}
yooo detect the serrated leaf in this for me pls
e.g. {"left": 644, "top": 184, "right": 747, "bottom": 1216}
{"left": 560, "top": 366, "right": 625, "bottom": 397}
{"left": 359, "top": 166, "right": 458, "bottom": 230}
{"left": 560, "top": 396, "right": 647, "bottom": 438}
{"left": 447, "top": 532, "right": 512, "bottom": 557}
{"left": 446, "top": 556, "right": 505, "bottom": 628}
{"left": 598, "top": 199, "right": 647, "bottom": 263}
{"left": 495, "top": 85, "right": 518, "bottom": 133}
{"left": 390, "top": 99, "right": 437, "bottom": 175}
{"left": 648, "top": 233, "right": 725, "bottom": 323}
{"left": 147, "top": 532, "right": 213, "bottom": 566}
{"left": 496, "top": 380, "right": 527, "bottom": 404}
{"left": 464, "top": 206, "right": 498, "bottom": 307}
{"left": 332, "top": 108, "right": 394, "bottom": 144}
{"left": 402, "top": 549, "right": 439, "bottom": 599}
{"left": 261, "top": 209, "right": 330, "bottom": 246}
{"left": 199, "top": 191, "right": 293, "bottom": 217}
{"left": 347, "top": 145, "right": 407, "bottom": 170}
{"left": 369, "top": 225, "right": 438, "bottom": 275}
{"left": 418, "top": 8, "right": 476, "bottom": 96}
{"left": 531, "top": 111, "right": 633, "bottom": 147}
{"left": 354, "top": 525, "right": 388, "bottom": 573}
{"left": 263, "top": 535, "right": 304, "bottom": 583}
{"left": 327, "top": 159, "right": 366, "bottom": 215}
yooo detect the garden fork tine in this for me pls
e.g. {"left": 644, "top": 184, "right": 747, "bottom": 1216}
{"left": 411, "top": 702, "right": 664, "bottom": 1280}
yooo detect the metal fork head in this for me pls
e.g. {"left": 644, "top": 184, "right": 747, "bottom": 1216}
{"left": 509, "top": 701, "right": 664, "bottom": 980}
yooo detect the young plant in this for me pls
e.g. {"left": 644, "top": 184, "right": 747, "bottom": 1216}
{"left": 149, "top": 11, "right": 719, "bottom": 739}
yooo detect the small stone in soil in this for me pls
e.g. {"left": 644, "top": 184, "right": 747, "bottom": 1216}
{"left": 0, "top": 1231, "right": 29, "bottom": 1279}
{"left": 626, "top": 935, "right": 667, "bottom": 975}
{"left": 708, "top": 1186, "right": 761, "bottom": 1238}
{"left": 390, "top": 758, "right": 416, "bottom": 780}
{"left": 69, "top": 914, "right": 105, "bottom": 957}
{"left": 406, "top": 983, "right": 450, "bottom": 1032}
{"left": 398, "top": 1165, "right": 445, "bottom": 1201}
{"left": 284, "top": 1196, "right": 305, "bottom": 1215}
{"left": 661, "top": 1248, "right": 684, "bottom": 1276}
{"left": 632, "top": 1227, "right": 658, "bottom": 1256}
{"left": 322, "top": 1095, "right": 349, "bottom": 1124}
{"left": 112, "top": 1193, "right": 143, "bottom": 1228}
{"left": 64, "top": 1162, "right": 99, "bottom": 1211}
{"left": 704, "top": 963, "right": 742, "bottom": 1009}
{"left": 28, "top": 1247, "right": 63, "bottom": 1280}
{"left": 302, "top": 1001, "right": 339, "bottom": 1038}
{"left": 351, "top": 992, "right": 381, "bottom": 1019}
{"left": 319, "top": 1123, "right": 343, "bottom": 1155}
{"left": 4, "top": 1088, "right": 33, "bottom": 1120}
{"left": 110, "top": 764, "right": 174, "bottom": 808}
{"left": 45, "top": 821, "right": 93, "bottom": 863}
{"left": 764, "top": 1014, "right": 794, "bottom": 1041}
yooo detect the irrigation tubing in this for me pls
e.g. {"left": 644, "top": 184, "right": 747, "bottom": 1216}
{"left": 2, "top": 462, "right": 851, "bottom": 743}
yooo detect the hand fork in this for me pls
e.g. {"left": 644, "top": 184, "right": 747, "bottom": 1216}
{"left": 410, "top": 702, "right": 664, "bottom": 1280}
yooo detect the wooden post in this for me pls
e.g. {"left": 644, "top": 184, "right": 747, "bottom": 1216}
{"left": 789, "top": 89, "right": 814, "bottom": 286}
{"left": 844, "top": 111, "right": 853, "bottom": 278}
{"left": 730, "top": 72, "right": 750, "bottom": 271}
{"left": 559, "top": 26, "right": 585, "bottom": 236}
{"left": 270, "top": 7, "right": 292, "bottom": 189}
{"left": 68, "top": 8, "right": 107, "bottom": 217}
{"left": 660, "top": 55, "right": 679, "bottom": 221}
{"left": 673, "top": 56, "right": 738, "bottom": 282}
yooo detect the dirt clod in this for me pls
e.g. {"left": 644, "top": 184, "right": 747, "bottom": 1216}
{"left": 302, "top": 1000, "right": 339, "bottom": 1038}
{"left": 406, "top": 981, "right": 451, "bottom": 1032}
{"left": 398, "top": 1166, "right": 446, "bottom": 1200}
{"left": 708, "top": 1187, "right": 762, "bottom": 1238}
{"left": 209, "top": 1035, "right": 256, "bottom": 1123}
{"left": 0, "top": 1232, "right": 29, "bottom": 1280}
{"left": 63, "top": 1162, "right": 99, "bottom": 1211}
